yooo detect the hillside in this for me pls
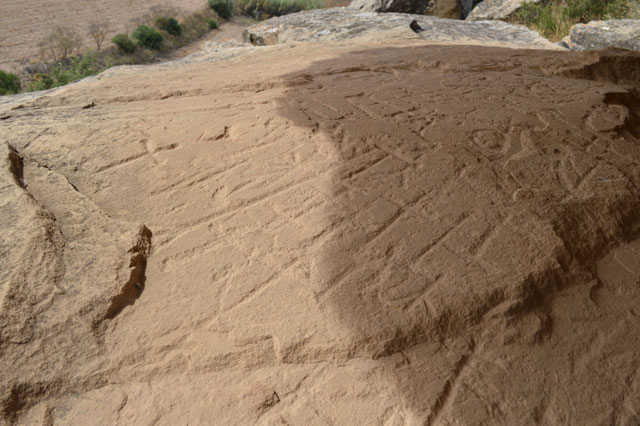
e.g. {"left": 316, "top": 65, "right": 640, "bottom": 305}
{"left": 0, "top": 0, "right": 206, "bottom": 72}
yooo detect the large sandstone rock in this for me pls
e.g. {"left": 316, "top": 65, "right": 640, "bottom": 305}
{"left": 466, "top": 0, "right": 541, "bottom": 20}
{"left": 1, "top": 25, "right": 640, "bottom": 426}
{"left": 243, "top": 8, "right": 561, "bottom": 50}
{"left": 564, "top": 19, "right": 640, "bottom": 52}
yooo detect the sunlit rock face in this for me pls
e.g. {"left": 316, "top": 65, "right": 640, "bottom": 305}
{"left": 1, "top": 26, "right": 640, "bottom": 426}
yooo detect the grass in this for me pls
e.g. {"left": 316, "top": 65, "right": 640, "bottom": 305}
{"left": 508, "top": 0, "right": 640, "bottom": 41}
{"left": 237, "top": 0, "right": 324, "bottom": 19}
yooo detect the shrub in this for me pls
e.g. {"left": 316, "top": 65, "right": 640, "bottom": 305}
{"left": 52, "top": 51, "right": 102, "bottom": 85}
{"left": 179, "top": 12, "right": 214, "bottom": 43}
{"left": 207, "top": 18, "right": 219, "bottom": 29}
{"left": 112, "top": 33, "right": 136, "bottom": 53}
{"left": 132, "top": 25, "right": 164, "bottom": 50}
{"left": 26, "top": 73, "right": 54, "bottom": 91}
{"left": 208, "top": 0, "right": 233, "bottom": 20}
{"left": 0, "top": 71, "right": 21, "bottom": 95}
{"left": 237, "top": 0, "right": 323, "bottom": 18}
{"left": 156, "top": 16, "right": 182, "bottom": 36}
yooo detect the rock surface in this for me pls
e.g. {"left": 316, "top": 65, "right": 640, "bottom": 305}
{"left": 466, "top": 0, "right": 540, "bottom": 20}
{"left": 564, "top": 19, "right": 640, "bottom": 52}
{"left": 2, "top": 27, "right": 640, "bottom": 426}
{"left": 243, "top": 8, "right": 561, "bottom": 50}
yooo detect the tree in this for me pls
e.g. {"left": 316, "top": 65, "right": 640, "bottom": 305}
{"left": 88, "top": 22, "right": 110, "bottom": 51}
{"left": 38, "top": 27, "right": 83, "bottom": 62}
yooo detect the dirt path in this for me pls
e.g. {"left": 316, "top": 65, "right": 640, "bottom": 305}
{"left": 161, "top": 17, "right": 256, "bottom": 61}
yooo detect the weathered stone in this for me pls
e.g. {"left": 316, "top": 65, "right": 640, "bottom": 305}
{"left": 2, "top": 8, "right": 640, "bottom": 426}
{"left": 466, "top": 0, "right": 541, "bottom": 20}
{"left": 564, "top": 19, "right": 640, "bottom": 52}
{"left": 243, "top": 8, "right": 561, "bottom": 49}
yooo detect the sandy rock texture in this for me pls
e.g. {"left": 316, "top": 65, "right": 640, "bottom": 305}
{"left": 243, "top": 9, "right": 560, "bottom": 49}
{"left": 0, "top": 0, "right": 207, "bottom": 72}
{"left": 466, "top": 0, "right": 540, "bottom": 20}
{"left": 1, "top": 34, "right": 640, "bottom": 425}
{"left": 564, "top": 19, "right": 640, "bottom": 52}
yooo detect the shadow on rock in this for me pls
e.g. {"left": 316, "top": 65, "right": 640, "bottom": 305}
{"left": 274, "top": 45, "right": 640, "bottom": 423}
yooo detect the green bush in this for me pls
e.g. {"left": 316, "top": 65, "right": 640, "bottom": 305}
{"left": 112, "top": 33, "right": 136, "bottom": 53}
{"left": 132, "top": 25, "right": 164, "bottom": 50}
{"left": 0, "top": 71, "right": 21, "bottom": 95}
{"left": 208, "top": 0, "right": 233, "bottom": 20}
{"left": 512, "top": 0, "right": 638, "bottom": 40}
{"left": 207, "top": 18, "right": 219, "bottom": 29}
{"left": 156, "top": 16, "right": 182, "bottom": 36}
{"left": 237, "top": 0, "right": 323, "bottom": 19}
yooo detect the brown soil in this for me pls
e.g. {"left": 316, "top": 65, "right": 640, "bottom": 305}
{"left": 1, "top": 41, "right": 639, "bottom": 425}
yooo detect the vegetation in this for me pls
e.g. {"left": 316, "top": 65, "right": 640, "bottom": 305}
{"left": 28, "top": 73, "right": 54, "bottom": 91}
{"left": 237, "top": 0, "right": 323, "bottom": 18}
{"left": 26, "top": 52, "right": 104, "bottom": 91}
{"left": 112, "top": 34, "right": 136, "bottom": 54}
{"left": 132, "top": 25, "right": 164, "bottom": 50}
{"left": 208, "top": 0, "right": 234, "bottom": 19}
{"left": 0, "top": 71, "right": 21, "bottom": 95}
{"left": 4, "top": 4, "right": 225, "bottom": 96}
{"left": 156, "top": 17, "right": 183, "bottom": 36}
{"left": 510, "top": 0, "right": 640, "bottom": 40}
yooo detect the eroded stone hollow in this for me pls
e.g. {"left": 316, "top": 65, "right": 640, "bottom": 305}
{"left": 1, "top": 42, "right": 639, "bottom": 425}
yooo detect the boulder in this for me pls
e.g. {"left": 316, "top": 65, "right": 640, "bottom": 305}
{"left": 243, "top": 8, "right": 561, "bottom": 50}
{"left": 460, "top": 0, "right": 484, "bottom": 18}
{"left": 563, "top": 19, "right": 640, "bottom": 52}
{"left": 466, "top": 0, "right": 540, "bottom": 20}
{"left": 349, "top": 0, "right": 461, "bottom": 19}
